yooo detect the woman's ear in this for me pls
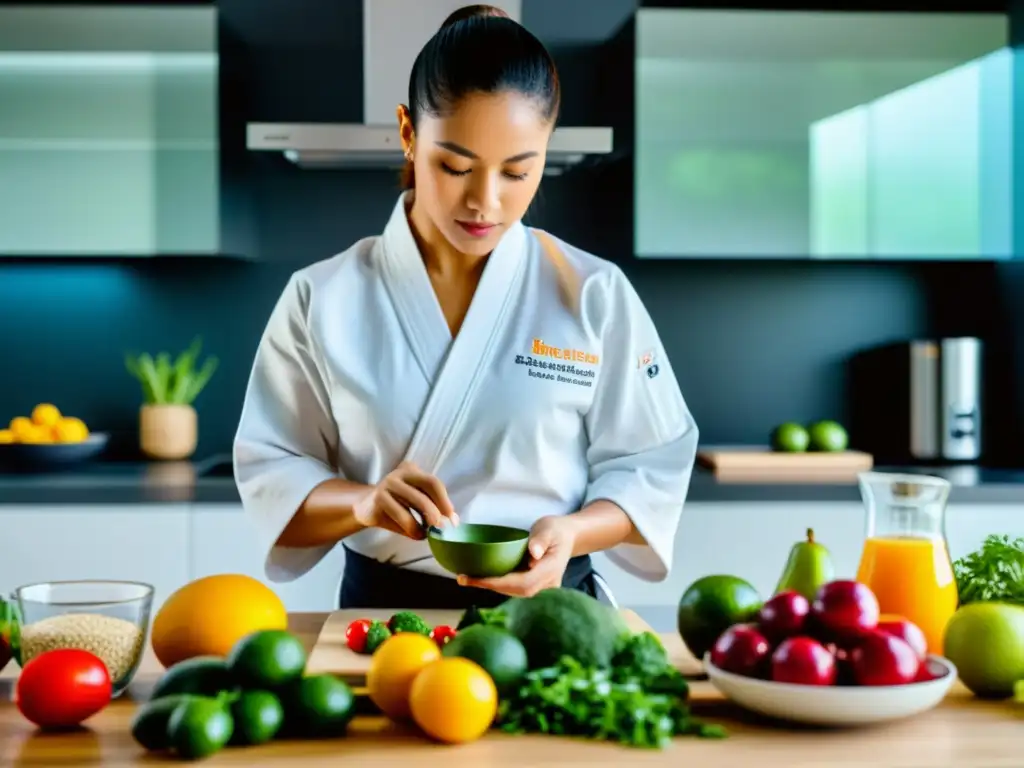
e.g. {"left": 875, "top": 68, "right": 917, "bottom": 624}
{"left": 396, "top": 104, "right": 415, "bottom": 156}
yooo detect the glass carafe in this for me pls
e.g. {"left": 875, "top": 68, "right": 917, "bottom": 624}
{"left": 856, "top": 471, "right": 958, "bottom": 656}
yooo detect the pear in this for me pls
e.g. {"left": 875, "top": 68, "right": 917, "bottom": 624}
{"left": 774, "top": 528, "right": 835, "bottom": 601}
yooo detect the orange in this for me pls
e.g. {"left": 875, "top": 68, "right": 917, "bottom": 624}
{"left": 31, "top": 403, "right": 62, "bottom": 427}
{"left": 9, "top": 417, "right": 33, "bottom": 439}
{"left": 150, "top": 573, "right": 287, "bottom": 668}
{"left": 366, "top": 633, "right": 441, "bottom": 720}
{"left": 409, "top": 657, "right": 498, "bottom": 744}
{"left": 52, "top": 417, "right": 89, "bottom": 443}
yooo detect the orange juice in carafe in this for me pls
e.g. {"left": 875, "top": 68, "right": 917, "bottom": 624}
{"left": 856, "top": 472, "right": 958, "bottom": 656}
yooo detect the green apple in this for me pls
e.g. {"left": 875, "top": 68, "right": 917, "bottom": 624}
{"left": 807, "top": 420, "right": 849, "bottom": 452}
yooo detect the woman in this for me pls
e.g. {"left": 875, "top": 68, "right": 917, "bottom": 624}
{"left": 234, "top": 4, "right": 699, "bottom": 610}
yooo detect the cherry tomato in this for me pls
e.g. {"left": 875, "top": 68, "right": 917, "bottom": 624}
{"left": 346, "top": 618, "right": 372, "bottom": 653}
{"left": 430, "top": 625, "right": 457, "bottom": 649}
{"left": 16, "top": 648, "right": 112, "bottom": 729}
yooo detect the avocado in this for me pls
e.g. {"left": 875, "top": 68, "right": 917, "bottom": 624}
{"left": 503, "top": 588, "right": 628, "bottom": 669}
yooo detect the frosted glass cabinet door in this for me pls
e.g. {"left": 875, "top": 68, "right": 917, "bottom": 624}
{"left": 632, "top": 8, "right": 1010, "bottom": 260}
{"left": 0, "top": 7, "right": 219, "bottom": 256}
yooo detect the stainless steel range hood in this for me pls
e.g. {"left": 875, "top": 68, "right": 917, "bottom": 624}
{"left": 245, "top": 0, "right": 613, "bottom": 175}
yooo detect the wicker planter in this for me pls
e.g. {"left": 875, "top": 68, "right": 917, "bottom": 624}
{"left": 140, "top": 404, "right": 197, "bottom": 461}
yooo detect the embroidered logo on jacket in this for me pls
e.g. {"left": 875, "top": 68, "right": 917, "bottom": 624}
{"left": 532, "top": 338, "right": 600, "bottom": 366}
{"left": 514, "top": 338, "right": 599, "bottom": 388}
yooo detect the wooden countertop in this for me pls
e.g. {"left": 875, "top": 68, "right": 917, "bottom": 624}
{"left": 0, "top": 612, "right": 1019, "bottom": 766}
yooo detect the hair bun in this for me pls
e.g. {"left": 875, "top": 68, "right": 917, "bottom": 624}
{"left": 440, "top": 4, "right": 511, "bottom": 30}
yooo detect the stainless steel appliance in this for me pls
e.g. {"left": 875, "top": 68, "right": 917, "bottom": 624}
{"left": 849, "top": 338, "right": 983, "bottom": 463}
{"left": 245, "top": 0, "right": 613, "bottom": 175}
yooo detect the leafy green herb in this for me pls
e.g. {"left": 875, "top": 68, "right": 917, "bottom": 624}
{"left": 456, "top": 605, "right": 510, "bottom": 631}
{"left": 497, "top": 633, "right": 726, "bottom": 749}
{"left": 953, "top": 534, "right": 1024, "bottom": 606}
{"left": 125, "top": 337, "right": 219, "bottom": 406}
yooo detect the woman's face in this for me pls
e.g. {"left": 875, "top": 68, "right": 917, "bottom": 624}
{"left": 399, "top": 91, "right": 552, "bottom": 257}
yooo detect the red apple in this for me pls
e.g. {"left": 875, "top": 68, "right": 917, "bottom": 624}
{"left": 710, "top": 623, "right": 771, "bottom": 677}
{"left": 876, "top": 616, "right": 927, "bottom": 662}
{"left": 827, "top": 642, "right": 856, "bottom": 686}
{"left": 850, "top": 629, "right": 920, "bottom": 686}
{"left": 770, "top": 636, "right": 837, "bottom": 686}
{"left": 810, "top": 580, "right": 880, "bottom": 645}
{"left": 757, "top": 591, "right": 810, "bottom": 642}
{"left": 913, "top": 658, "right": 947, "bottom": 683}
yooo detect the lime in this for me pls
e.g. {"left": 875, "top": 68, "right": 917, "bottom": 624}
{"left": 227, "top": 629, "right": 307, "bottom": 689}
{"left": 441, "top": 625, "right": 528, "bottom": 693}
{"left": 166, "top": 697, "right": 234, "bottom": 760}
{"left": 677, "top": 575, "right": 762, "bottom": 660}
{"left": 807, "top": 420, "right": 848, "bottom": 452}
{"left": 944, "top": 602, "right": 1024, "bottom": 699}
{"left": 770, "top": 423, "right": 810, "bottom": 453}
{"left": 130, "top": 694, "right": 196, "bottom": 751}
{"left": 281, "top": 674, "right": 356, "bottom": 738}
{"left": 230, "top": 690, "right": 284, "bottom": 745}
{"left": 151, "top": 656, "right": 237, "bottom": 700}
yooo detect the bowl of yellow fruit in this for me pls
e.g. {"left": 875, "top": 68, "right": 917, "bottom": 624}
{"left": 0, "top": 404, "right": 108, "bottom": 470}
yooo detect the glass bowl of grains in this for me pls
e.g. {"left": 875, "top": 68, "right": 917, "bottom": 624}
{"left": 11, "top": 580, "right": 153, "bottom": 697}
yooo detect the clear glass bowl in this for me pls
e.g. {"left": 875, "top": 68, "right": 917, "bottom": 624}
{"left": 11, "top": 580, "right": 154, "bottom": 697}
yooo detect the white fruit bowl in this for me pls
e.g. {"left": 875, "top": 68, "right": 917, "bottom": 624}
{"left": 704, "top": 652, "right": 957, "bottom": 727}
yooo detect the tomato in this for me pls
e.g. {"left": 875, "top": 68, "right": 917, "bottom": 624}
{"left": 345, "top": 619, "right": 371, "bottom": 653}
{"left": 16, "top": 648, "right": 112, "bottom": 729}
{"left": 430, "top": 625, "right": 457, "bottom": 649}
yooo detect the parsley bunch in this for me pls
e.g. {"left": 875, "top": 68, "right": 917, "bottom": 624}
{"left": 953, "top": 534, "right": 1024, "bottom": 605}
{"left": 496, "top": 632, "right": 726, "bottom": 749}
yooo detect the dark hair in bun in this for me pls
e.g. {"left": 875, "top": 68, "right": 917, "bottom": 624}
{"left": 401, "top": 4, "right": 560, "bottom": 188}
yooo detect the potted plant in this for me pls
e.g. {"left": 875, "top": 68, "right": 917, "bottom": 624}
{"left": 125, "top": 337, "right": 219, "bottom": 460}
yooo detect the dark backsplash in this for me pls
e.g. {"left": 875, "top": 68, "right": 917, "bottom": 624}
{"left": 0, "top": 0, "right": 1017, "bottom": 462}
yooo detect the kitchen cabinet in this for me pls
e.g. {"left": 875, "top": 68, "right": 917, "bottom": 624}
{"left": 2, "top": 500, "right": 1021, "bottom": 616}
{"left": 0, "top": 505, "right": 191, "bottom": 611}
{"left": 0, "top": 5, "right": 220, "bottom": 256}
{"left": 630, "top": 8, "right": 1011, "bottom": 260}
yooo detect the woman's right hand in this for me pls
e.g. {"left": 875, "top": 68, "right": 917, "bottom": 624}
{"left": 353, "top": 461, "right": 459, "bottom": 539}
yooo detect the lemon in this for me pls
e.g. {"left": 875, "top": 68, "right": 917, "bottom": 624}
{"left": 0, "top": 429, "right": 14, "bottom": 444}
{"left": 31, "top": 403, "right": 62, "bottom": 427}
{"left": 18, "top": 425, "right": 53, "bottom": 444}
{"left": 9, "top": 416, "right": 33, "bottom": 438}
{"left": 53, "top": 417, "right": 89, "bottom": 443}
{"left": 409, "top": 657, "right": 497, "bottom": 744}
{"left": 366, "top": 633, "right": 441, "bottom": 720}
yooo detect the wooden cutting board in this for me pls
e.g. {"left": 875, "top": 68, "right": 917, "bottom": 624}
{"left": 697, "top": 445, "right": 873, "bottom": 481}
{"left": 306, "top": 608, "right": 704, "bottom": 683}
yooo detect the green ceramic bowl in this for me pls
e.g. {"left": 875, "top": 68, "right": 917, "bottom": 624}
{"left": 428, "top": 523, "right": 530, "bottom": 579}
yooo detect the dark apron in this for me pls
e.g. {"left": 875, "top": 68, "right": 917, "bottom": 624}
{"left": 338, "top": 546, "right": 597, "bottom": 610}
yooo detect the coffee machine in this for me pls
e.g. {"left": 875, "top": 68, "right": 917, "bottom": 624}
{"left": 848, "top": 338, "right": 983, "bottom": 464}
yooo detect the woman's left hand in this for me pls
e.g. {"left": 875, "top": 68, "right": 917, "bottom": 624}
{"left": 457, "top": 516, "right": 575, "bottom": 597}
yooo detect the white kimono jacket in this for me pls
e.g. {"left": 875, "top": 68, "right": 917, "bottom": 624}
{"left": 234, "top": 193, "right": 699, "bottom": 584}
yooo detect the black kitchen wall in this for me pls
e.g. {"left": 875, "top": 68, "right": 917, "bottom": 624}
{"left": 0, "top": 0, "right": 1014, "bottom": 462}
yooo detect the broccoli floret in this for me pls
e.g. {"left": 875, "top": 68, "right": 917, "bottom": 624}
{"left": 387, "top": 611, "right": 431, "bottom": 636}
{"left": 365, "top": 620, "right": 392, "bottom": 653}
